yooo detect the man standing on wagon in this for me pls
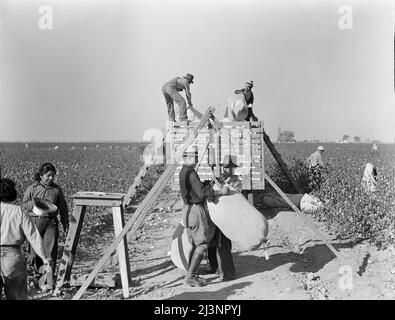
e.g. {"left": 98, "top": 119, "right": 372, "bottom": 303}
{"left": 234, "top": 80, "right": 258, "bottom": 121}
{"left": 162, "top": 73, "right": 194, "bottom": 122}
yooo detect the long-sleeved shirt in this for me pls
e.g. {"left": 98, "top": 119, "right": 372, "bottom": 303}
{"left": 179, "top": 165, "right": 214, "bottom": 205}
{"left": 234, "top": 88, "right": 258, "bottom": 121}
{"left": 306, "top": 151, "right": 325, "bottom": 168}
{"left": 162, "top": 77, "right": 192, "bottom": 105}
{"left": 22, "top": 182, "right": 69, "bottom": 228}
{"left": 234, "top": 88, "right": 254, "bottom": 105}
{"left": 1, "top": 202, "right": 47, "bottom": 259}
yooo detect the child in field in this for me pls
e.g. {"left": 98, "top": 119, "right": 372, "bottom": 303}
{"left": 22, "top": 163, "right": 69, "bottom": 281}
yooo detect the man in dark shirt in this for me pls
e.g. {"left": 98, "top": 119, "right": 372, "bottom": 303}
{"left": 204, "top": 155, "right": 238, "bottom": 281}
{"left": 179, "top": 146, "right": 217, "bottom": 287}
{"left": 234, "top": 80, "right": 258, "bottom": 121}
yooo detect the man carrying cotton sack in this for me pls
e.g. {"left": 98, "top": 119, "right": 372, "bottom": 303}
{"left": 202, "top": 155, "right": 240, "bottom": 281}
{"left": 179, "top": 146, "right": 220, "bottom": 287}
{"left": 206, "top": 155, "right": 269, "bottom": 253}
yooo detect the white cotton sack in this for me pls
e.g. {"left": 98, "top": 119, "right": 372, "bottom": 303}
{"left": 300, "top": 194, "right": 323, "bottom": 214}
{"left": 225, "top": 94, "right": 249, "bottom": 121}
{"left": 207, "top": 186, "right": 269, "bottom": 251}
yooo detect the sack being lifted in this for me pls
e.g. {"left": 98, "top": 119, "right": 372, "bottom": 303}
{"left": 224, "top": 93, "right": 249, "bottom": 121}
{"left": 207, "top": 186, "right": 268, "bottom": 251}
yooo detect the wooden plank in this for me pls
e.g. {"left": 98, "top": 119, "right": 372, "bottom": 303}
{"left": 124, "top": 133, "right": 169, "bottom": 207}
{"left": 260, "top": 122, "right": 265, "bottom": 190}
{"left": 55, "top": 204, "right": 86, "bottom": 292}
{"left": 263, "top": 129, "right": 303, "bottom": 194}
{"left": 247, "top": 192, "right": 254, "bottom": 205}
{"left": 74, "top": 199, "right": 122, "bottom": 207}
{"left": 262, "top": 171, "right": 346, "bottom": 263}
{"left": 72, "top": 192, "right": 125, "bottom": 201}
{"left": 112, "top": 206, "right": 131, "bottom": 298}
{"left": 123, "top": 163, "right": 150, "bottom": 207}
{"left": 244, "top": 122, "right": 252, "bottom": 190}
{"left": 166, "top": 122, "right": 175, "bottom": 165}
{"left": 70, "top": 273, "right": 121, "bottom": 288}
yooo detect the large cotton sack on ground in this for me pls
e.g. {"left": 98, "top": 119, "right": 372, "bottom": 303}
{"left": 170, "top": 223, "right": 193, "bottom": 271}
{"left": 261, "top": 191, "right": 303, "bottom": 209}
{"left": 207, "top": 187, "right": 268, "bottom": 251}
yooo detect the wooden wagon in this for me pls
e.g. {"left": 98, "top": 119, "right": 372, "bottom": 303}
{"left": 165, "top": 120, "right": 265, "bottom": 193}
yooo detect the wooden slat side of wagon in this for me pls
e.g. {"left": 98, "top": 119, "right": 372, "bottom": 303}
{"left": 165, "top": 120, "right": 265, "bottom": 192}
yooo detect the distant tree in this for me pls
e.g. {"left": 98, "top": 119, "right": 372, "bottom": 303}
{"left": 277, "top": 127, "right": 282, "bottom": 143}
{"left": 353, "top": 136, "right": 361, "bottom": 143}
{"left": 279, "top": 130, "right": 295, "bottom": 143}
{"left": 372, "top": 139, "right": 381, "bottom": 144}
{"left": 342, "top": 134, "right": 350, "bottom": 141}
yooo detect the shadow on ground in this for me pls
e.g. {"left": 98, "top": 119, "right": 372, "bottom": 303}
{"left": 131, "top": 259, "right": 176, "bottom": 279}
{"left": 166, "top": 281, "right": 252, "bottom": 300}
{"left": 234, "top": 241, "right": 359, "bottom": 278}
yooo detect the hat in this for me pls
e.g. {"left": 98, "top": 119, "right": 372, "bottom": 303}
{"left": 183, "top": 73, "right": 194, "bottom": 84}
{"left": 317, "top": 146, "right": 325, "bottom": 151}
{"left": 246, "top": 80, "right": 254, "bottom": 88}
{"left": 32, "top": 197, "right": 58, "bottom": 217}
{"left": 223, "top": 155, "right": 238, "bottom": 168}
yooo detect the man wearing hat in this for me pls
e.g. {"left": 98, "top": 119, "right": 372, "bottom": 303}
{"left": 234, "top": 81, "right": 258, "bottom": 121}
{"left": 306, "top": 146, "right": 325, "bottom": 168}
{"left": 178, "top": 145, "right": 218, "bottom": 287}
{"left": 202, "top": 155, "right": 239, "bottom": 281}
{"left": 162, "top": 73, "right": 194, "bottom": 122}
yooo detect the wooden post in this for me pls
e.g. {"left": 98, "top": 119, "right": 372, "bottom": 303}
{"left": 247, "top": 192, "right": 254, "bottom": 205}
{"left": 112, "top": 205, "right": 131, "bottom": 298}
{"left": 262, "top": 130, "right": 303, "bottom": 194}
{"left": 55, "top": 203, "right": 86, "bottom": 292}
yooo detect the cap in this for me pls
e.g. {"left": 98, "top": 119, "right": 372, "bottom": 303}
{"left": 317, "top": 146, "right": 325, "bottom": 151}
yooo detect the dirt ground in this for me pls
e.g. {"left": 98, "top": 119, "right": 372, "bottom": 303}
{"left": 29, "top": 190, "right": 395, "bottom": 300}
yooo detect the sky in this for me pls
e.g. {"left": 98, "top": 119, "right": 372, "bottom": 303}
{"left": 0, "top": 0, "right": 394, "bottom": 142}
